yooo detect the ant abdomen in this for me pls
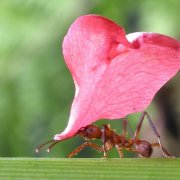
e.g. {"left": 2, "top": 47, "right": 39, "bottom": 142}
{"left": 135, "top": 140, "right": 153, "bottom": 158}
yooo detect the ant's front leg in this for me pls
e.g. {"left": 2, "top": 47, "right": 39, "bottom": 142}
{"left": 67, "top": 141, "right": 103, "bottom": 158}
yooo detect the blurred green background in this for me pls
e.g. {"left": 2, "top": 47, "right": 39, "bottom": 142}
{"left": 0, "top": 0, "right": 179, "bottom": 158}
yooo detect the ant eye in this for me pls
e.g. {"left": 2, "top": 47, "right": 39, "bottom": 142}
{"left": 89, "top": 128, "right": 94, "bottom": 132}
{"left": 86, "top": 128, "right": 94, "bottom": 135}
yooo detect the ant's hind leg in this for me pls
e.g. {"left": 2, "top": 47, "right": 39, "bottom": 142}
{"left": 67, "top": 141, "right": 103, "bottom": 158}
{"left": 151, "top": 143, "right": 174, "bottom": 158}
{"left": 145, "top": 112, "right": 174, "bottom": 157}
{"left": 134, "top": 111, "right": 174, "bottom": 157}
{"left": 133, "top": 112, "right": 147, "bottom": 141}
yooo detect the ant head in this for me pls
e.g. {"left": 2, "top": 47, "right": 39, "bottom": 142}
{"left": 135, "top": 140, "right": 153, "bottom": 158}
{"left": 78, "top": 124, "right": 102, "bottom": 140}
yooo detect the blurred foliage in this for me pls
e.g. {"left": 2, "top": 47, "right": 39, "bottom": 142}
{"left": 0, "top": 0, "right": 179, "bottom": 157}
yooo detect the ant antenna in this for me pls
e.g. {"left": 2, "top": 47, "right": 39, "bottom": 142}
{"left": 47, "top": 141, "right": 60, "bottom": 152}
{"left": 36, "top": 140, "right": 59, "bottom": 153}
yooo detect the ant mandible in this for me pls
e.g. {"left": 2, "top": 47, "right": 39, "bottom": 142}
{"left": 36, "top": 111, "right": 174, "bottom": 158}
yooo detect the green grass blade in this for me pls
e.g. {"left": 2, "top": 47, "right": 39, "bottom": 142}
{"left": 0, "top": 158, "right": 179, "bottom": 180}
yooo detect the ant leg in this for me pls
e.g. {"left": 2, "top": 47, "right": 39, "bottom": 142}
{"left": 145, "top": 112, "right": 174, "bottom": 157}
{"left": 123, "top": 147, "right": 144, "bottom": 158}
{"left": 122, "top": 120, "right": 127, "bottom": 138}
{"left": 133, "top": 112, "right": 146, "bottom": 141}
{"left": 151, "top": 142, "right": 160, "bottom": 147}
{"left": 126, "top": 120, "right": 134, "bottom": 137}
{"left": 67, "top": 141, "right": 103, "bottom": 158}
{"left": 122, "top": 119, "right": 134, "bottom": 137}
{"left": 134, "top": 111, "right": 173, "bottom": 157}
{"left": 151, "top": 143, "right": 174, "bottom": 157}
{"left": 102, "top": 125, "right": 108, "bottom": 158}
{"left": 115, "top": 145, "right": 124, "bottom": 158}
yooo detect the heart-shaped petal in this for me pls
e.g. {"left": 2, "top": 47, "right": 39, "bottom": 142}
{"left": 54, "top": 15, "right": 180, "bottom": 141}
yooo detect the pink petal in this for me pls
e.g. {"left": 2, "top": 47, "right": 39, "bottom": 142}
{"left": 54, "top": 15, "right": 180, "bottom": 141}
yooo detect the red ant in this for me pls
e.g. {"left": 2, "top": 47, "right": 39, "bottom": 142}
{"left": 36, "top": 112, "right": 174, "bottom": 158}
